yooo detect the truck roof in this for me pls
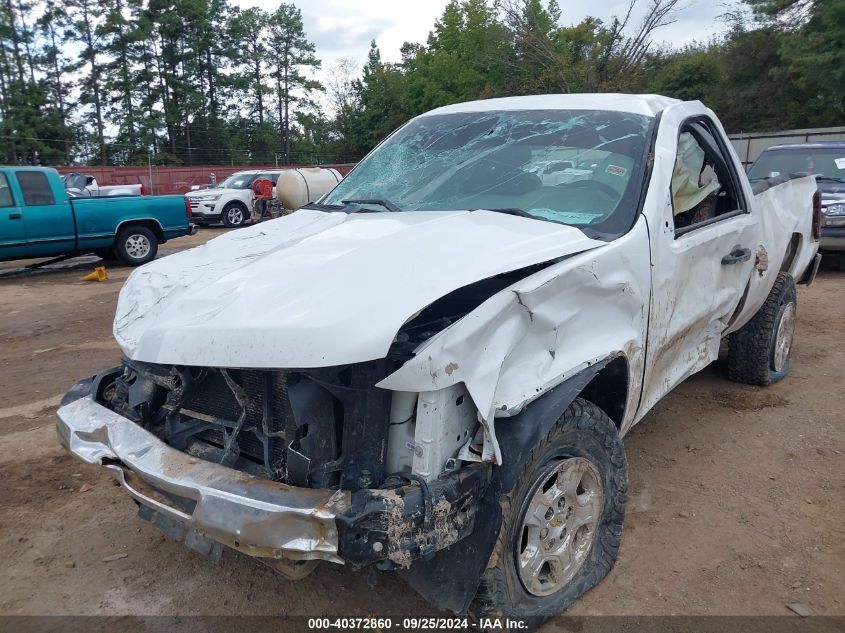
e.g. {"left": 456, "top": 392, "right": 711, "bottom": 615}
{"left": 0, "top": 166, "right": 57, "bottom": 172}
{"left": 763, "top": 141, "right": 845, "bottom": 151}
{"left": 422, "top": 93, "right": 682, "bottom": 118}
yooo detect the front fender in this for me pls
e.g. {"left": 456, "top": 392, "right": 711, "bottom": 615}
{"left": 398, "top": 358, "right": 612, "bottom": 614}
{"left": 378, "top": 216, "right": 652, "bottom": 464}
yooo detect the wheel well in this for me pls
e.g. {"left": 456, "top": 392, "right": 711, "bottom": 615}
{"left": 117, "top": 219, "right": 164, "bottom": 244}
{"left": 577, "top": 356, "right": 628, "bottom": 428}
{"left": 780, "top": 233, "right": 801, "bottom": 273}
{"left": 224, "top": 200, "right": 249, "bottom": 211}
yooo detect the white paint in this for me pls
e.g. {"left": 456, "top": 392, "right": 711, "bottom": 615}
{"left": 411, "top": 385, "right": 477, "bottom": 481}
{"left": 423, "top": 93, "right": 680, "bottom": 118}
{"left": 381, "top": 100, "right": 818, "bottom": 464}
{"left": 112, "top": 96, "right": 819, "bottom": 471}
{"left": 385, "top": 391, "right": 418, "bottom": 475}
{"left": 114, "top": 209, "right": 603, "bottom": 367}
{"left": 379, "top": 217, "right": 653, "bottom": 464}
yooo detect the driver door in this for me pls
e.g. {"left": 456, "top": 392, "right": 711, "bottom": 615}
{"left": 638, "top": 115, "right": 761, "bottom": 415}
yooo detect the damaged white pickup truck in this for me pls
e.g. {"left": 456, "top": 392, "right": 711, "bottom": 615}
{"left": 57, "top": 94, "right": 821, "bottom": 620}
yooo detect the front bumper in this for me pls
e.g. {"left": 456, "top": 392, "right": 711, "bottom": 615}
{"left": 820, "top": 226, "right": 845, "bottom": 251}
{"left": 57, "top": 394, "right": 350, "bottom": 563}
{"left": 57, "top": 379, "right": 488, "bottom": 569}
{"left": 187, "top": 199, "right": 223, "bottom": 223}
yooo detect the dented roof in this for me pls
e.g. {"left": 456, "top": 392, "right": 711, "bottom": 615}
{"left": 423, "top": 93, "right": 682, "bottom": 118}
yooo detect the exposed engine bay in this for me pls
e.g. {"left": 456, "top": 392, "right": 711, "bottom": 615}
{"left": 107, "top": 359, "right": 394, "bottom": 490}
{"left": 103, "top": 259, "right": 556, "bottom": 491}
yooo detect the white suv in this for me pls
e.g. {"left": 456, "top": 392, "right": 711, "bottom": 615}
{"left": 186, "top": 170, "right": 283, "bottom": 227}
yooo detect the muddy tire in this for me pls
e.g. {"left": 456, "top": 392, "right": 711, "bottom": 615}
{"left": 728, "top": 272, "right": 797, "bottom": 386}
{"left": 222, "top": 202, "right": 249, "bottom": 227}
{"left": 473, "top": 398, "right": 627, "bottom": 623}
{"left": 114, "top": 225, "right": 158, "bottom": 267}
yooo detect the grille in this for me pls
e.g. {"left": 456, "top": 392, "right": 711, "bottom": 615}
{"left": 183, "top": 369, "right": 290, "bottom": 477}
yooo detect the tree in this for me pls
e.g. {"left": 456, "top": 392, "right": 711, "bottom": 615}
{"left": 325, "top": 57, "right": 360, "bottom": 160}
{"left": 404, "top": 0, "right": 510, "bottom": 111}
{"left": 501, "top": 0, "right": 566, "bottom": 93}
{"left": 101, "top": 0, "right": 144, "bottom": 163}
{"left": 66, "top": 0, "right": 107, "bottom": 163}
{"left": 0, "top": 0, "right": 840, "bottom": 168}
{"left": 647, "top": 42, "right": 720, "bottom": 103}
{"left": 349, "top": 41, "right": 410, "bottom": 155}
{"left": 229, "top": 7, "right": 270, "bottom": 126}
{"left": 268, "top": 2, "right": 321, "bottom": 164}
{"left": 745, "top": 0, "right": 845, "bottom": 116}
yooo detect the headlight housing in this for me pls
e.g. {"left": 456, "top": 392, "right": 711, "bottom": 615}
{"left": 824, "top": 203, "right": 845, "bottom": 226}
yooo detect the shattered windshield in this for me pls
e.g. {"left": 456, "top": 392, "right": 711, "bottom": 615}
{"left": 748, "top": 148, "right": 845, "bottom": 183}
{"left": 322, "top": 109, "right": 653, "bottom": 233}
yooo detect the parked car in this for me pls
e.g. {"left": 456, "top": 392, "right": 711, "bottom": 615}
{"left": 0, "top": 167, "right": 195, "bottom": 266}
{"left": 748, "top": 141, "right": 845, "bottom": 267}
{"left": 57, "top": 95, "right": 820, "bottom": 623}
{"left": 62, "top": 172, "right": 144, "bottom": 197}
{"left": 185, "top": 169, "right": 284, "bottom": 227}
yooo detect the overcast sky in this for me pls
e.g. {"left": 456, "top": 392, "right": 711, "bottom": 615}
{"left": 235, "top": 0, "right": 738, "bottom": 106}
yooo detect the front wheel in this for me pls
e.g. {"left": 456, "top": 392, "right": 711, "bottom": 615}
{"left": 222, "top": 202, "right": 248, "bottom": 228}
{"left": 473, "top": 399, "right": 627, "bottom": 620}
{"left": 115, "top": 225, "right": 158, "bottom": 266}
{"left": 728, "top": 271, "right": 797, "bottom": 386}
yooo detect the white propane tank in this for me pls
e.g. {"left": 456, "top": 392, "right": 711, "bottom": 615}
{"left": 276, "top": 167, "right": 342, "bottom": 212}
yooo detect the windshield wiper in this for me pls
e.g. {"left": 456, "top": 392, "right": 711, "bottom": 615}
{"left": 472, "top": 207, "right": 538, "bottom": 220}
{"left": 341, "top": 198, "right": 402, "bottom": 212}
{"left": 815, "top": 176, "right": 845, "bottom": 183}
{"left": 302, "top": 201, "right": 346, "bottom": 211}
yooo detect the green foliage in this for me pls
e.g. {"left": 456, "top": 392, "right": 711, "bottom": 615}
{"left": 748, "top": 0, "right": 844, "bottom": 114}
{"left": 0, "top": 0, "right": 841, "bottom": 166}
{"left": 269, "top": 2, "right": 321, "bottom": 163}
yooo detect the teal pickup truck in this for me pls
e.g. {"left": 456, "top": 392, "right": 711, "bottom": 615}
{"left": 0, "top": 166, "right": 196, "bottom": 267}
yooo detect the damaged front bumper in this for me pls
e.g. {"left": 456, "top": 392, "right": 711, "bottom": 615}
{"left": 56, "top": 378, "right": 488, "bottom": 569}
{"left": 57, "top": 393, "right": 349, "bottom": 563}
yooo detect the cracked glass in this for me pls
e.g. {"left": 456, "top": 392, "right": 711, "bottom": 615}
{"left": 322, "top": 109, "right": 653, "bottom": 235}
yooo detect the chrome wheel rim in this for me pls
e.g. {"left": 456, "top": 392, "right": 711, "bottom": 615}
{"left": 227, "top": 207, "right": 244, "bottom": 225}
{"left": 125, "top": 234, "right": 151, "bottom": 260}
{"left": 771, "top": 302, "right": 796, "bottom": 373}
{"left": 516, "top": 457, "right": 604, "bottom": 597}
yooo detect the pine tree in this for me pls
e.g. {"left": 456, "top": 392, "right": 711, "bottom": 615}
{"left": 66, "top": 0, "right": 108, "bottom": 164}
{"left": 268, "top": 2, "right": 321, "bottom": 164}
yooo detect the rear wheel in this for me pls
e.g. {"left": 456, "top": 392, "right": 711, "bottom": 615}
{"left": 115, "top": 225, "right": 158, "bottom": 266}
{"left": 728, "top": 272, "right": 797, "bottom": 386}
{"left": 222, "top": 202, "right": 248, "bottom": 227}
{"left": 473, "top": 399, "right": 627, "bottom": 622}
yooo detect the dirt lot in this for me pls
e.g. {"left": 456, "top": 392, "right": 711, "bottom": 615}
{"left": 0, "top": 228, "right": 843, "bottom": 625}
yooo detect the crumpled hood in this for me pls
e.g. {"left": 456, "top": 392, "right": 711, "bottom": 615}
{"left": 114, "top": 209, "right": 604, "bottom": 368}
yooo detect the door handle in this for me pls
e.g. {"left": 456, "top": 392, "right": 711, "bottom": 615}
{"left": 8, "top": 212, "right": 21, "bottom": 220}
{"left": 721, "top": 247, "right": 751, "bottom": 265}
